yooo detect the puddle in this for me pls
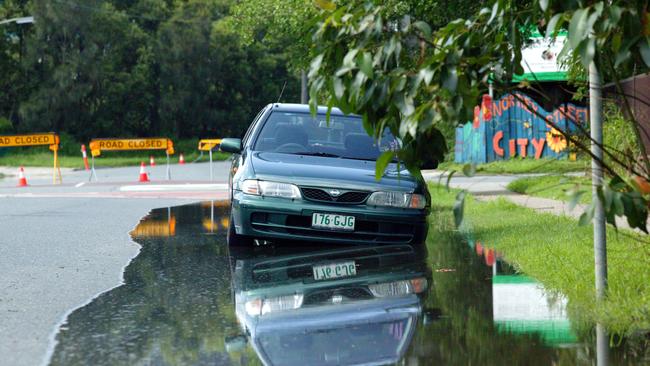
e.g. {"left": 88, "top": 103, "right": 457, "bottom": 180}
{"left": 47, "top": 202, "right": 648, "bottom": 365}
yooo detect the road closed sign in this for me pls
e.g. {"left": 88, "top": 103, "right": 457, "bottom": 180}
{"left": 0, "top": 133, "right": 59, "bottom": 148}
{"left": 198, "top": 139, "right": 221, "bottom": 151}
{"left": 89, "top": 138, "right": 174, "bottom": 157}
{"left": 0, "top": 133, "right": 62, "bottom": 183}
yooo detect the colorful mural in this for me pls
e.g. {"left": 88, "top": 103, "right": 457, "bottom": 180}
{"left": 454, "top": 93, "right": 589, "bottom": 163}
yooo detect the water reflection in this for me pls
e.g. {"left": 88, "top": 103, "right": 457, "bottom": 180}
{"left": 492, "top": 271, "right": 577, "bottom": 346}
{"left": 482, "top": 246, "right": 578, "bottom": 347}
{"left": 229, "top": 244, "right": 430, "bottom": 365}
{"left": 46, "top": 202, "right": 647, "bottom": 365}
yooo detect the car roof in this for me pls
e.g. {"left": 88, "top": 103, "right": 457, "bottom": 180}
{"left": 268, "top": 103, "right": 354, "bottom": 117}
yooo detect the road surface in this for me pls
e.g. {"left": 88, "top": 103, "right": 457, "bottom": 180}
{"left": 0, "top": 161, "right": 230, "bottom": 366}
{"left": 0, "top": 162, "right": 535, "bottom": 366}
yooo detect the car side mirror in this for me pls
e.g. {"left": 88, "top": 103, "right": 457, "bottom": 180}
{"left": 422, "top": 307, "right": 442, "bottom": 325}
{"left": 421, "top": 159, "right": 438, "bottom": 170}
{"left": 225, "top": 335, "right": 248, "bottom": 353}
{"left": 220, "top": 138, "right": 242, "bottom": 154}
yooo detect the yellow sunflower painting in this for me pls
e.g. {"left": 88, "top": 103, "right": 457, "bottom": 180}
{"left": 546, "top": 127, "right": 567, "bottom": 153}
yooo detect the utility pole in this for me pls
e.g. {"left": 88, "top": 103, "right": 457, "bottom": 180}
{"left": 300, "top": 70, "right": 308, "bottom": 104}
{"left": 589, "top": 60, "right": 609, "bottom": 366}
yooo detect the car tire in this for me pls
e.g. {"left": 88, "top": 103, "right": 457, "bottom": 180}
{"left": 227, "top": 212, "right": 252, "bottom": 247}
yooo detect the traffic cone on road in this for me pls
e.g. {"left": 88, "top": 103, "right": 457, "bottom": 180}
{"left": 17, "top": 166, "right": 28, "bottom": 187}
{"left": 179, "top": 153, "right": 185, "bottom": 165}
{"left": 149, "top": 155, "right": 155, "bottom": 167}
{"left": 81, "top": 144, "right": 90, "bottom": 170}
{"left": 139, "top": 162, "right": 150, "bottom": 183}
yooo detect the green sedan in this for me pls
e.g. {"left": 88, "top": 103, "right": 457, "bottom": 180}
{"left": 220, "top": 103, "right": 432, "bottom": 246}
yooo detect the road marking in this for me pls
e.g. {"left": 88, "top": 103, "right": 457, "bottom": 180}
{"left": 75, "top": 182, "right": 85, "bottom": 188}
{"left": 0, "top": 191, "right": 229, "bottom": 199}
{"left": 119, "top": 183, "right": 228, "bottom": 192}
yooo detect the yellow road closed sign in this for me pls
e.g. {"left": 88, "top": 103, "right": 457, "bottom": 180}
{"left": 89, "top": 138, "right": 174, "bottom": 157}
{"left": 0, "top": 133, "right": 59, "bottom": 148}
{"left": 198, "top": 139, "right": 221, "bottom": 151}
{"left": 0, "top": 133, "right": 62, "bottom": 184}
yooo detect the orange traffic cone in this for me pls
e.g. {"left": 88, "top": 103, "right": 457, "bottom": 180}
{"left": 179, "top": 153, "right": 185, "bottom": 165}
{"left": 149, "top": 156, "right": 155, "bottom": 167}
{"left": 139, "top": 162, "right": 150, "bottom": 183}
{"left": 17, "top": 166, "right": 28, "bottom": 187}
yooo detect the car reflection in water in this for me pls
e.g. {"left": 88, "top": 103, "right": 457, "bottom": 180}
{"left": 227, "top": 242, "right": 432, "bottom": 366}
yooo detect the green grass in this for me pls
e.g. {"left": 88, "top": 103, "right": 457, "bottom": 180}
{"left": 0, "top": 139, "right": 230, "bottom": 168}
{"left": 428, "top": 184, "right": 650, "bottom": 336}
{"left": 439, "top": 158, "right": 590, "bottom": 175}
{"left": 507, "top": 175, "right": 592, "bottom": 204}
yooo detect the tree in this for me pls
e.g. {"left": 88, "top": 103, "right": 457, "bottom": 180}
{"left": 308, "top": 0, "right": 650, "bottom": 232}
{"left": 0, "top": 0, "right": 33, "bottom": 128}
{"left": 19, "top": 0, "right": 152, "bottom": 139}
{"left": 1, "top": 0, "right": 299, "bottom": 141}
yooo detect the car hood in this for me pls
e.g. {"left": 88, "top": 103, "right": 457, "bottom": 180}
{"left": 250, "top": 152, "right": 419, "bottom": 192}
{"left": 250, "top": 297, "right": 421, "bottom": 366}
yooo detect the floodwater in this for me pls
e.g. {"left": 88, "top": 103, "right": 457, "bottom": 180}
{"left": 47, "top": 202, "right": 649, "bottom": 365}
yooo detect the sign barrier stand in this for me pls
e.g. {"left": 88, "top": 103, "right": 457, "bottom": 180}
{"left": 209, "top": 149, "right": 213, "bottom": 180}
{"left": 166, "top": 152, "right": 171, "bottom": 180}
{"left": 89, "top": 156, "right": 98, "bottom": 182}
{"left": 0, "top": 133, "right": 61, "bottom": 184}
{"left": 89, "top": 138, "right": 175, "bottom": 182}
{"left": 51, "top": 145, "right": 62, "bottom": 184}
{"left": 198, "top": 139, "right": 221, "bottom": 181}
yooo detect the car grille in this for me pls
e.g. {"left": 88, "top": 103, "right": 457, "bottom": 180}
{"left": 250, "top": 212, "right": 419, "bottom": 244}
{"left": 303, "top": 288, "right": 374, "bottom": 305}
{"left": 251, "top": 245, "right": 420, "bottom": 284}
{"left": 301, "top": 187, "right": 370, "bottom": 204}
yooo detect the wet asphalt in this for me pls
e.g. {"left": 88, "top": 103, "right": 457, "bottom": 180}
{"left": 1, "top": 162, "right": 647, "bottom": 365}
{"left": 43, "top": 203, "right": 648, "bottom": 365}
{"left": 0, "top": 162, "right": 230, "bottom": 366}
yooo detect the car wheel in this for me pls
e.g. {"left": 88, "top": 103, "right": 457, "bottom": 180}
{"left": 227, "top": 213, "right": 252, "bottom": 247}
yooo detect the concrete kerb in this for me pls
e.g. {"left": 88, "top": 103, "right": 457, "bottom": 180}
{"left": 0, "top": 166, "right": 75, "bottom": 178}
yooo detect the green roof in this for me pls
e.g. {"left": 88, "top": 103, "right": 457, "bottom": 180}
{"left": 496, "top": 319, "right": 578, "bottom": 346}
{"left": 512, "top": 71, "right": 568, "bottom": 82}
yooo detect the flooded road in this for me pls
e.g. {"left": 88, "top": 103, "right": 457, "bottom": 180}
{"left": 47, "top": 202, "right": 648, "bottom": 365}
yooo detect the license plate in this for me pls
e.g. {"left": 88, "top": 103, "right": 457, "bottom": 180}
{"left": 311, "top": 213, "right": 355, "bottom": 231}
{"left": 313, "top": 261, "right": 357, "bottom": 281}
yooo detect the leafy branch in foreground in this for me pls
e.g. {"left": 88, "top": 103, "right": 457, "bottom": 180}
{"left": 308, "top": 0, "right": 650, "bottom": 232}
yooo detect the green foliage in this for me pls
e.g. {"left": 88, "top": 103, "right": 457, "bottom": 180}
{"left": 439, "top": 157, "right": 590, "bottom": 174}
{"left": 0, "top": 117, "right": 14, "bottom": 134}
{"left": 507, "top": 175, "right": 592, "bottom": 204}
{"left": 309, "top": 0, "right": 650, "bottom": 231}
{"left": 603, "top": 103, "right": 642, "bottom": 177}
{"left": 227, "top": 0, "right": 316, "bottom": 70}
{"left": 0, "top": 0, "right": 299, "bottom": 142}
{"left": 308, "top": 0, "right": 538, "bottom": 173}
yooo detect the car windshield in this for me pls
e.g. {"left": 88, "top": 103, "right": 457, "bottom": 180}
{"left": 253, "top": 111, "right": 400, "bottom": 160}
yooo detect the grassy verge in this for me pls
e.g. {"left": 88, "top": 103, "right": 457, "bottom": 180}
{"left": 428, "top": 183, "right": 650, "bottom": 336}
{"left": 438, "top": 158, "right": 590, "bottom": 175}
{"left": 507, "top": 175, "right": 592, "bottom": 204}
{"left": 0, "top": 139, "right": 230, "bottom": 168}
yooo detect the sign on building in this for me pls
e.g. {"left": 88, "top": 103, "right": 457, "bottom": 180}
{"left": 454, "top": 93, "right": 588, "bottom": 164}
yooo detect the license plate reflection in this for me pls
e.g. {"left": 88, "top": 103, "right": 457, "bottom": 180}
{"left": 313, "top": 261, "right": 357, "bottom": 281}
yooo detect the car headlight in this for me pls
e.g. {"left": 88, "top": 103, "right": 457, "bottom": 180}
{"left": 369, "top": 278, "right": 428, "bottom": 297}
{"left": 245, "top": 294, "right": 304, "bottom": 316}
{"left": 367, "top": 192, "right": 426, "bottom": 209}
{"left": 241, "top": 180, "right": 302, "bottom": 199}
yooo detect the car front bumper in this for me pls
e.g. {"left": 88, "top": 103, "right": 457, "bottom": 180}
{"left": 232, "top": 191, "right": 429, "bottom": 244}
